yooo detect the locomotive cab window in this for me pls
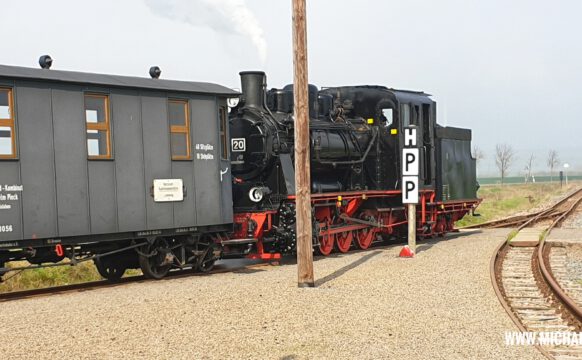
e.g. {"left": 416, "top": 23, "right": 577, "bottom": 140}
{"left": 0, "top": 88, "right": 16, "bottom": 158}
{"left": 219, "top": 106, "right": 228, "bottom": 160}
{"left": 381, "top": 108, "right": 393, "bottom": 127}
{"left": 169, "top": 99, "right": 191, "bottom": 160}
{"left": 401, "top": 103, "right": 410, "bottom": 127}
{"left": 85, "top": 94, "right": 112, "bottom": 159}
{"left": 413, "top": 105, "right": 420, "bottom": 125}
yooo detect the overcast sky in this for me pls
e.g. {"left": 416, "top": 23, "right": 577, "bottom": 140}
{"left": 1, "top": 0, "right": 580, "bottom": 176}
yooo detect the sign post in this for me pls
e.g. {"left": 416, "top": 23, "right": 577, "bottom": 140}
{"left": 292, "top": 0, "right": 315, "bottom": 287}
{"left": 401, "top": 126, "right": 419, "bottom": 257}
{"left": 564, "top": 163, "right": 570, "bottom": 185}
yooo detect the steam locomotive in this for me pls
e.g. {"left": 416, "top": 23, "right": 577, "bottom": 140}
{"left": 0, "top": 62, "right": 478, "bottom": 281}
{"left": 223, "top": 71, "right": 480, "bottom": 259}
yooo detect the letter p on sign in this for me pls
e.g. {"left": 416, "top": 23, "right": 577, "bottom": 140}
{"left": 402, "top": 176, "right": 418, "bottom": 204}
{"left": 402, "top": 149, "right": 419, "bottom": 176}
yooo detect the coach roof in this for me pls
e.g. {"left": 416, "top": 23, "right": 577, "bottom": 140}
{"left": 0, "top": 64, "right": 239, "bottom": 96}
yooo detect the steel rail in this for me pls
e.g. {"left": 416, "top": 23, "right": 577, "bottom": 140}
{"left": 489, "top": 238, "right": 553, "bottom": 359}
{"left": 537, "top": 192, "right": 582, "bottom": 321}
{"left": 466, "top": 188, "right": 582, "bottom": 229}
{"left": 490, "top": 187, "right": 582, "bottom": 360}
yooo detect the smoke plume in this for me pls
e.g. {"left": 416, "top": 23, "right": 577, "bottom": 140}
{"left": 145, "top": 0, "right": 267, "bottom": 63}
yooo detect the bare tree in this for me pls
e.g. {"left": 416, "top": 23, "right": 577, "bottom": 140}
{"left": 472, "top": 144, "right": 485, "bottom": 165}
{"left": 547, "top": 150, "right": 560, "bottom": 182}
{"left": 495, "top": 144, "right": 515, "bottom": 184}
{"left": 524, "top": 153, "right": 534, "bottom": 183}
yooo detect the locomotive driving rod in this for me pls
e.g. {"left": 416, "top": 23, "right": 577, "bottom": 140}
{"left": 313, "top": 129, "right": 378, "bottom": 166}
{"left": 339, "top": 212, "right": 394, "bottom": 228}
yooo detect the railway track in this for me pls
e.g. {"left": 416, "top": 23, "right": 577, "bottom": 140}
{"left": 491, "top": 188, "right": 582, "bottom": 359}
{"left": 465, "top": 188, "right": 582, "bottom": 230}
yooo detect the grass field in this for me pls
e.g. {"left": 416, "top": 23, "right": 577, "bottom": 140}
{"left": 456, "top": 181, "right": 580, "bottom": 227}
{"left": 0, "top": 261, "right": 141, "bottom": 293}
{"left": 478, "top": 176, "right": 582, "bottom": 185}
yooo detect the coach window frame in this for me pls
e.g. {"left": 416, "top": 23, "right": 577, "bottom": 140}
{"left": 168, "top": 98, "right": 192, "bottom": 161}
{"left": 218, "top": 105, "right": 228, "bottom": 160}
{"left": 0, "top": 87, "right": 16, "bottom": 159}
{"left": 85, "top": 93, "right": 113, "bottom": 160}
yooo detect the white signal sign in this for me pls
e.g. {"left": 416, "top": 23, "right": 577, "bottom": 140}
{"left": 402, "top": 176, "right": 419, "bottom": 204}
{"left": 404, "top": 127, "right": 417, "bottom": 147}
{"left": 402, "top": 148, "right": 419, "bottom": 176}
{"left": 402, "top": 126, "right": 419, "bottom": 204}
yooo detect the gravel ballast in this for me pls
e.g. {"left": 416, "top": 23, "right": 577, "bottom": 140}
{"left": 0, "top": 229, "right": 544, "bottom": 359}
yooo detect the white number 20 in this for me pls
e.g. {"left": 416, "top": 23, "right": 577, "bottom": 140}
{"left": 231, "top": 138, "right": 246, "bottom": 152}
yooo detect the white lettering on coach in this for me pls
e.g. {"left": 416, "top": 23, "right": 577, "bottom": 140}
{"left": 0, "top": 225, "right": 13, "bottom": 233}
{"left": 0, "top": 184, "right": 22, "bottom": 211}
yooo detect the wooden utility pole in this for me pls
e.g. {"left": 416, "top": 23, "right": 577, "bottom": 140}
{"left": 292, "top": 0, "right": 315, "bottom": 287}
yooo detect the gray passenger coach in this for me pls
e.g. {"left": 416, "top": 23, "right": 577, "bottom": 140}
{"left": 0, "top": 62, "right": 237, "bottom": 279}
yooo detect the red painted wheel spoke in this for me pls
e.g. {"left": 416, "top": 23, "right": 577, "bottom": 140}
{"left": 335, "top": 231, "right": 353, "bottom": 253}
{"left": 355, "top": 228, "right": 374, "bottom": 250}
{"left": 318, "top": 233, "right": 334, "bottom": 256}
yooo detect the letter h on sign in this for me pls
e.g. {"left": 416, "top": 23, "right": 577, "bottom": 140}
{"left": 402, "top": 126, "right": 419, "bottom": 204}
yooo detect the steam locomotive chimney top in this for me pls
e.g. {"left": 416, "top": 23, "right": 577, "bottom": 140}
{"left": 239, "top": 71, "right": 266, "bottom": 110}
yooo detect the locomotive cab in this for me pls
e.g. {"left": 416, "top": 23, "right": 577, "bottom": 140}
{"left": 391, "top": 90, "right": 436, "bottom": 189}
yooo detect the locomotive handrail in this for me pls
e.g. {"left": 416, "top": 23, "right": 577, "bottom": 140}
{"left": 313, "top": 128, "right": 378, "bottom": 166}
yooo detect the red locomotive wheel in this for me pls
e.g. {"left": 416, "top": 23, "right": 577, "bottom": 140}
{"left": 355, "top": 228, "right": 374, "bottom": 250}
{"left": 318, "top": 233, "right": 334, "bottom": 256}
{"left": 335, "top": 231, "right": 353, "bottom": 253}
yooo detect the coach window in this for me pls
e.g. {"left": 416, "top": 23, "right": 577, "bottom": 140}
{"left": 401, "top": 103, "right": 410, "bottom": 127}
{"left": 219, "top": 106, "right": 228, "bottom": 160}
{"left": 0, "top": 88, "right": 16, "bottom": 159}
{"left": 169, "top": 99, "right": 191, "bottom": 160}
{"left": 85, "top": 94, "right": 112, "bottom": 159}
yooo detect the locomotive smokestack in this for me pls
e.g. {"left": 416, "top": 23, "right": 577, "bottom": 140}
{"left": 239, "top": 71, "right": 266, "bottom": 110}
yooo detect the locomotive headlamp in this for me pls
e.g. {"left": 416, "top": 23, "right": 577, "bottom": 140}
{"left": 249, "top": 186, "right": 270, "bottom": 203}
{"left": 249, "top": 187, "right": 263, "bottom": 202}
{"left": 249, "top": 186, "right": 272, "bottom": 203}
{"left": 227, "top": 97, "right": 240, "bottom": 108}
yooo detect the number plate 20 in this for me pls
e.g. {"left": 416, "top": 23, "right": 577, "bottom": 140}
{"left": 231, "top": 138, "right": 246, "bottom": 152}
